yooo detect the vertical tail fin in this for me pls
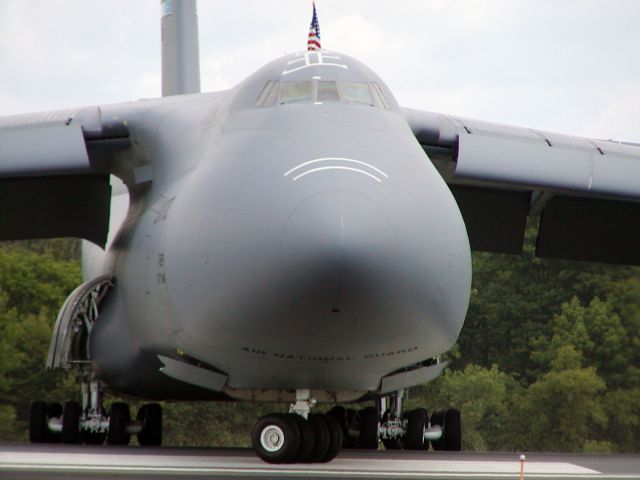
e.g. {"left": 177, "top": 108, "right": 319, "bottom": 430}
{"left": 161, "top": 0, "right": 201, "bottom": 97}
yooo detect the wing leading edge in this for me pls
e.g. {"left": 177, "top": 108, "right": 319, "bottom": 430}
{"left": 403, "top": 107, "right": 640, "bottom": 266}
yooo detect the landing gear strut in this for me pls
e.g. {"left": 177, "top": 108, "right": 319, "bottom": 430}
{"left": 376, "top": 389, "right": 462, "bottom": 452}
{"left": 29, "top": 372, "right": 163, "bottom": 447}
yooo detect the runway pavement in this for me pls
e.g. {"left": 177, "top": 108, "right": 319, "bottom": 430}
{"left": 0, "top": 445, "right": 639, "bottom": 480}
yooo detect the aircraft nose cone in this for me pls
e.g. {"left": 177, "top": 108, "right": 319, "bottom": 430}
{"left": 280, "top": 191, "right": 398, "bottom": 314}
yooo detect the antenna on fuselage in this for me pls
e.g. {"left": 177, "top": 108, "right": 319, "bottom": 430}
{"left": 161, "top": 0, "right": 201, "bottom": 96}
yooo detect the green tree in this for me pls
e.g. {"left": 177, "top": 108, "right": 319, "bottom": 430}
{"left": 606, "top": 276, "right": 640, "bottom": 389}
{"left": 411, "top": 364, "right": 522, "bottom": 451}
{"left": 518, "top": 346, "right": 607, "bottom": 452}
{"left": 0, "top": 244, "right": 80, "bottom": 441}
{"left": 459, "top": 221, "right": 634, "bottom": 381}
{"left": 0, "top": 301, "right": 20, "bottom": 440}
{"left": 530, "top": 297, "right": 594, "bottom": 373}
{"left": 531, "top": 297, "right": 631, "bottom": 389}
{"left": 602, "top": 388, "right": 640, "bottom": 453}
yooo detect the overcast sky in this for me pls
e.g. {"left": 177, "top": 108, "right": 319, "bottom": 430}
{"left": 1, "top": 0, "right": 639, "bottom": 141}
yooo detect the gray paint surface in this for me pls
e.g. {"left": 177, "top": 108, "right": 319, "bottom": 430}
{"left": 0, "top": 124, "right": 89, "bottom": 176}
{"left": 456, "top": 131, "right": 640, "bottom": 198}
{"left": 83, "top": 51, "right": 472, "bottom": 396}
{"left": 161, "top": 0, "right": 201, "bottom": 96}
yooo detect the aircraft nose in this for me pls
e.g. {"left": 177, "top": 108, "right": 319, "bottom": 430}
{"left": 279, "top": 191, "right": 398, "bottom": 312}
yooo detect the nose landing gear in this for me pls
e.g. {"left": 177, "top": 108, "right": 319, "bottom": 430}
{"left": 252, "top": 389, "right": 344, "bottom": 463}
{"left": 251, "top": 388, "right": 462, "bottom": 463}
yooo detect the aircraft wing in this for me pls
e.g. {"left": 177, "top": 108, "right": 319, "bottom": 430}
{"left": 402, "top": 107, "right": 640, "bottom": 266}
{"left": 0, "top": 106, "right": 130, "bottom": 247}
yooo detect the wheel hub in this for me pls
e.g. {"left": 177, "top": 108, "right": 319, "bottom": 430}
{"left": 260, "top": 425, "right": 285, "bottom": 452}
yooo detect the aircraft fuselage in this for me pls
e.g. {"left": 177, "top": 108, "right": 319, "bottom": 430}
{"left": 87, "top": 52, "right": 472, "bottom": 399}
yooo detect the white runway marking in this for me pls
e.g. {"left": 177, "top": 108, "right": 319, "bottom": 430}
{"left": 4, "top": 446, "right": 640, "bottom": 480}
{"left": 0, "top": 450, "right": 607, "bottom": 478}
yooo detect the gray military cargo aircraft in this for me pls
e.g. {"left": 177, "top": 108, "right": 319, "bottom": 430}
{"left": 2, "top": 0, "right": 640, "bottom": 464}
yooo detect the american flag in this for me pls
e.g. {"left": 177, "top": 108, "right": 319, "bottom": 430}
{"left": 307, "top": 2, "right": 321, "bottom": 51}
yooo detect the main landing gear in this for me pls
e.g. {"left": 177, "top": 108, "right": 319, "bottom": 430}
{"left": 376, "top": 390, "right": 462, "bottom": 452}
{"left": 33, "top": 276, "right": 163, "bottom": 447}
{"left": 29, "top": 374, "right": 163, "bottom": 446}
{"left": 251, "top": 389, "right": 461, "bottom": 463}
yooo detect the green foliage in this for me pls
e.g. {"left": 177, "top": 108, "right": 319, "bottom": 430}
{"left": 1, "top": 240, "right": 81, "bottom": 262}
{"left": 530, "top": 294, "right": 634, "bottom": 391}
{"left": 0, "top": 241, "right": 80, "bottom": 442}
{"left": 0, "top": 404, "right": 18, "bottom": 440}
{"left": 582, "top": 440, "right": 615, "bottom": 453}
{"left": 410, "top": 364, "right": 522, "bottom": 451}
{"left": 459, "top": 221, "right": 634, "bottom": 382}
{"left": 601, "top": 388, "right": 640, "bottom": 452}
{"left": 162, "top": 402, "right": 288, "bottom": 447}
{"left": 0, "top": 245, "right": 80, "bottom": 315}
{"left": 530, "top": 299, "right": 593, "bottom": 373}
{"left": 516, "top": 347, "right": 607, "bottom": 452}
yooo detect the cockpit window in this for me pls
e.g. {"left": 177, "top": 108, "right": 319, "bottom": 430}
{"left": 371, "top": 83, "right": 390, "bottom": 110}
{"left": 341, "top": 82, "right": 374, "bottom": 106}
{"left": 255, "top": 80, "right": 279, "bottom": 107}
{"left": 280, "top": 81, "right": 312, "bottom": 104}
{"left": 254, "top": 80, "right": 388, "bottom": 109}
{"left": 317, "top": 81, "right": 339, "bottom": 101}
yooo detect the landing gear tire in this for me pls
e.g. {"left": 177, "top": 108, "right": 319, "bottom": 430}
{"left": 137, "top": 403, "right": 162, "bottom": 446}
{"left": 29, "top": 401, "right": 48, "bottom": 443}
{"left": 322, "top": 414, "right": 343, "bottom": 462}
{"left": 326, "top": 406, "right": 347, "bottom": 446}
{"left": 405, "top": 408, "right": 427, "bottom": 450}
{"left": 359, "top": 406, "right": 379, "bottom": 449}
{"left": 344, "top": 409, "right": 360, "bottom": 448}
{"left": 252, "top": 413, "right": 301, "bottom": 464}
{"left": 444, "top": 409, "right": 461, "bottom": 451}
{"left": 61, "top": 401, "right": 81, "bottom": 444}
{"left": 306, "top": 414, "right": 330, "bottom": 462}
{"left": 287, "top": 414, "right": 315, "bottom": 462}
{"left": 107, "top": 402, "right": 131, "bottom": 446}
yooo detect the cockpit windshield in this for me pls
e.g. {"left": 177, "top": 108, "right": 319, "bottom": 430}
{"left": 317, "top": 81, "right": 339, "bottom": 101}
{"left": 280, "top": 82, "right": 312, "bottom": 104}
{"left": 341, "top": 82, "right": 373, "bottom": 106}
{"left": 254, "top": 80, "right": 279, "bottom": 107}
{"left": 254, "top": 79, "right": 390, "bottom": 109}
